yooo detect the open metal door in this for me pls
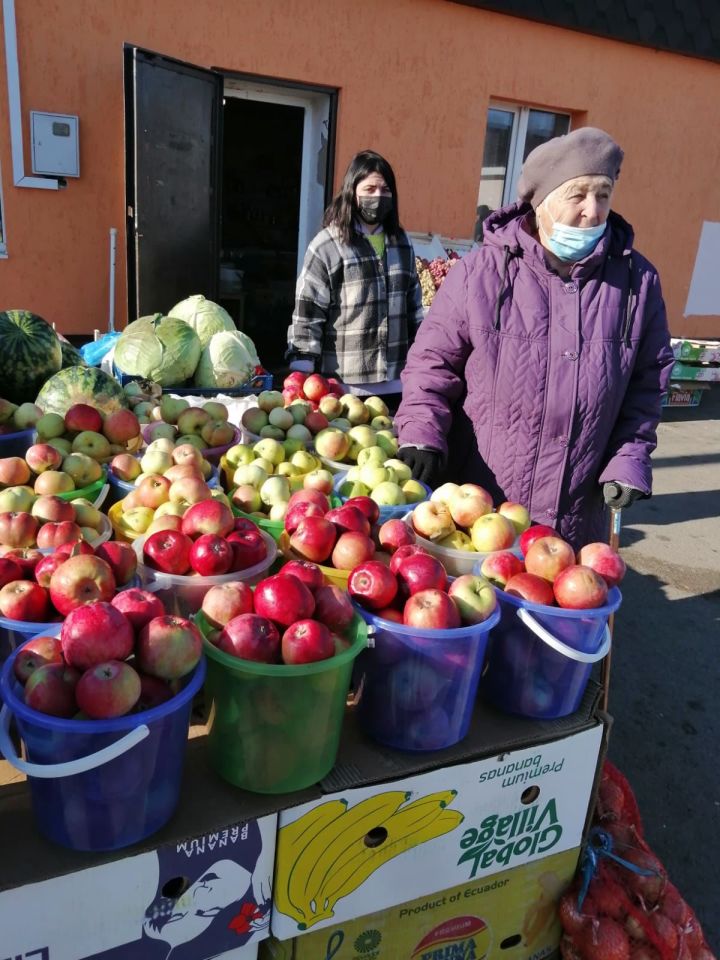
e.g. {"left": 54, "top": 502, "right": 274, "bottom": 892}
{"left": 125, "top": 45, "right": 222, "bottom": 319}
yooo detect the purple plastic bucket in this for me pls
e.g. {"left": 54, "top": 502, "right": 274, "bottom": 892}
{"left": 0, "top": 633, "right": 205, "bottom": 851}
{"left": 480, "top": 587, "right": 620, "bottom": 719}
{"left": 354, "top": 603, "right": 500, "bottom": 751}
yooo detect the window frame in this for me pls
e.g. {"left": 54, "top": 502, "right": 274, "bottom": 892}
{"left": 0, "top": 158, "right": 7, "bottom": 257}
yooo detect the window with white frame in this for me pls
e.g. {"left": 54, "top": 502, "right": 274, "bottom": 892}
{"left": 477, "top": 105, "right": 571, "bottom": 218}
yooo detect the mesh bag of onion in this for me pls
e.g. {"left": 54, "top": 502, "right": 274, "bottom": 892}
{"left": 558, "top": 761, "right": 715, "bottom": 960}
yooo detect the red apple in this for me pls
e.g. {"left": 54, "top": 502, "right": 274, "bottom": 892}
{"left": 447, "top": 484, "right": 493, "bottom": 528}
{"left": 302, "top": 374, "right": 330, "bottom": 403}
{"left": 0, "top": 511, "right": 39, "bottom": 549}
{"left": 111, "top": 453, "right": 143, "bottom": 483}
{"left": 137, "top": 475, "right": 172, "bottom": 510}
{"left": 403, "top": 589, "right": 460, "bottom": 629}
{"left": 284, "top": 371, "right": 308, "bottom": 391}
{"left": 576, "top": 542, "right": 626, "bottom": 588}
{"left": 14, "top": 634, "right": 64, "bottom": 683}
{"left": 284, "top": 500, "right": 325, "bottom": 535}
{"left": 201, "top": 581, "right": 254, "bottom": 629}
{"left": 277, "top": 560, "right": 324, "bottom": 593}
{"left": 34, "top": 553, "right": 67, "bottom": 588}
{"left": 395, "top": 553, "right": 447, "bottom": 597}
{"left": 524, "top": 537, "right": 576, "bottom": 583}
{"left": 304, "top": 411, "right": 330, "bottom": 434}
{"left": 217, "top": 613, "right": 281, "bottom": 663}
{"left": 137, "top": 615, "right": 203, "bottom": 680}
{"left": 325, "top": 505, "right": 371, "bottom": 536}
{"left": 24, "top": 663, "right": 80, "bottom": 717}
{"left": 313, "top": 584, "right": 354, "bottom": 633}
{"left": 233, "top": 517, "right": 260, "bottom": 534}
{"left": 76, "top": 660, "right": 142, "bottom": 719}
{"left": 102, "top": 408, "right": 141, "bottom": 445}
{"left": 375, "top": 606, "right": 404, "bottom": 623}
{"left": 0, "top": 456, "right": 31, "bottom": 486}
{"left": 226, "top": 528, "right": 268, "bottom": 571}
{"left": 448, "top": 574, "right": 498, "bottom": 624}
{"left": 36, "top": 521, "right": 84, "bottom": 551}
{"left": 282, "top": 386, "right": 303, "bottom": 405}
{"left": 327, "top": 377, "right": 345, "bottom": 397}
{"left": 303, "top": 470, "right": 334, "bottom": 495}
{"left": 254, "top": 573, "right": 315, "bottom": 628}
{"left": 389, "top": 543, "right": 429, "bottom": 575}
{"left": 345, "top": 495, "right": 380, "bottom": 525}
{"left": 136, "top": 673, "right": 174, "bottom": 710}
{"left": 180, "top": 499, "right": 234, "bottom": 539}
{"left": 411, "top": 501, "right": 456, "bottom": 541}
{"left": 331, "top": 531, "right": 375, "bottom": 570}
{"left": 518, "top": 524, "right": 558, "bottom": 557}
{"left": 553, "top": 565, "right": 609, "bottom": 610}
{"left": 0, "top": 555, "right": 23, "bottom": 589}
{"left": 504, "top": 572, "right": 556, "bottom": 606}
{"left": 65, "top": 403, "right": 103, "bottom": 434}
{"left": 282, "top": 618, "right": 334, "bottom": 664}
{"left": 111, "top": 587, "right": 166, "bottom": 632}
{"left": 25, "top": 443, "right": 64, "bottom": 474}
{"left": 2, "top": 547, "right": 43, "bottom": 578}
{"left": 143, "top": 530, "right": 193, "bottom": 575}
{"left": 189, "top": 533, "right": 234, "bottom": 576}
{"left": 0, "top": 579, "right": 48, "bottom": 621}
{"left": 31, "top": 494, "right": 76, "bottom": 524}
{"left": 49, "top": 554, "right": 117, "bottom": 616}
{"left": 480, "top": 551, "right": 525, "bottom": 588}
{"left": 61, "top": 601, "right": 135, "bottom": 670}
{"left": 348, "top": 561, "right": 398, "bottom": 610}
{"left": 290, "top": 516, "right": 337, "bottom": 564}
{"left": 54, "top": 539, "right": 95, "bottom": 558}
{"left": 287, "top": 488, "right": 331, "bottom": 513}
{"left": 94, "top": 541, "right": 138, "bottom": 586}
{"left": 378, "top": 518, "right": 416, "bottom": 553}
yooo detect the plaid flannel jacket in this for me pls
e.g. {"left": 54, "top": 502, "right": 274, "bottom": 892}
{"left": 287, "top": 224, "right": 424, "bottom": 383}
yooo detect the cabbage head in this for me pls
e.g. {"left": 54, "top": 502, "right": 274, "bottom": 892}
{"left": 194, "top": 331, "right": 255, "bottom": 389}
{"left": 114, "top": 314, "right": 201, "bottom": 386}
{"left": 168, "top": 294, "right": 236, "bottom": 349}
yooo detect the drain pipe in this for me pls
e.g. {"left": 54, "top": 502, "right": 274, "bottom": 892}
{"left": 3, "top": 0, "right": 59, "bottom": 189}
{"left": 108, "top": 227, "right": 117, "bottom": 332}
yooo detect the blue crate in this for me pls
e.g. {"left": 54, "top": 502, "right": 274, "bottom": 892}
{"left": 113, "top": 365, "right": 273, "bottom": 397}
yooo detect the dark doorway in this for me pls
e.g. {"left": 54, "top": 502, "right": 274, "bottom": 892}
{"left": 219, "top": 98, "right": 304, "bottom": 370}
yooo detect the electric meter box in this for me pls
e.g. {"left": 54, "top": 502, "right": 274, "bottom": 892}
{"left": 30, "top": 111, "right": 80, "bottom": 177}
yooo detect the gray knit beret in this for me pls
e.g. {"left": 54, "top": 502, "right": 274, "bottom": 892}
{"left": 517, "top": 127, "right": 624, "bottom": 208}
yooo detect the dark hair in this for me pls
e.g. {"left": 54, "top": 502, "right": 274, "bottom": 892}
{"left": 323, "top": 150, "right": 402, "bottom": 243}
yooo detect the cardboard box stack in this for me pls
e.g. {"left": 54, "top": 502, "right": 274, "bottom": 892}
{"left": 665, "top": 338, "right": 720, "bottom": 407}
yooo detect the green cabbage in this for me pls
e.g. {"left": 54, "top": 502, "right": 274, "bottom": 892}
{"left": 114, "top": 314, "right": 201, "bottom": 386}
{"left": 193, "top": 331, "right": 256, "bottom": 389}
{"left": 167, "top": 294, "right": 236, "bottom": 349}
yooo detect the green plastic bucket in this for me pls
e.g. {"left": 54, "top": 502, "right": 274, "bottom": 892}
{"left": 199, "top": 612, "right": 367, "bottom": 793}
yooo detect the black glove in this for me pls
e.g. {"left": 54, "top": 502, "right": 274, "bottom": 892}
{"left": 397, "top": 446, "right": 442, "bottom": 487}
{"left": 603, "top": 482, "right": 643, "bottom": 509}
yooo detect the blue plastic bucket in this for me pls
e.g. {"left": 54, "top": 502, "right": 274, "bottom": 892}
{"left": 0, "top": 615, "right": 62, "bottom": 670}
{"left": 480, "top": 587, "right": 621, "bottom": 719}
{"left": 333, "top": 471, "right": 431, "bottom": 523}
{"left": 354, "top": 603, "right": 500, "bottom": 751}
{"left": 0, "top": 428, "right": 36, "bottom": 458}
{"left": 0, "top": 632, "right": 205, "bottom": 851}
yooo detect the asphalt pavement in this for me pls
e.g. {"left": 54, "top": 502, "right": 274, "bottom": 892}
{"left": 605, "top": 383, "right": 720, "bottom": 951}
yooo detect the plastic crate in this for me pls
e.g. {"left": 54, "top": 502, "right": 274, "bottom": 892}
{"left": 113, "top": 365, "right": 273, "bottom": 397}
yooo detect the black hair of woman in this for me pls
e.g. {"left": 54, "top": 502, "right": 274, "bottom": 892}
{"left": 323, "top": 149, "right": 402, "bottom": 243}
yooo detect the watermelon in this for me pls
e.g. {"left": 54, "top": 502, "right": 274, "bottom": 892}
{"left": 36, "top": 366, "right": 129, "bottom": 417}
{"left": 58, "top": 336, "right": 87, "bottom": 368}
{"left": 0, "top": 310, "right": 63, "bottom": 404}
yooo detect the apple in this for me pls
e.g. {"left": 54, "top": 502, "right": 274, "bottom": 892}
{"left": 389, "top": 543, "right": 429, "bottom": 575}
{"left": 344, "top": 399, "right": 370, "bottom": 428}
{"left": 137, "top": 615, "right": 203, "bottom": 680}
{"left": 146, "top": 515, "right": 183, "bottom": 536}
{"left": 330, "top": 417, "right": 351, "bottom": 432}
{"left": 35, "top": 412, "right": 66, "bottom": 441}
{"left": 553, "top": 564, "right": 609, "bottom": 610}
{"left": 241, "top": 407, "right": 269, "bottom": 436}
{"left": 103, "top": 409, "right": 141, "bottom": 445}
{"left": 0, "top": 579, "right": 48, "bottom": 621}
{"left": 189, "top": 533, "right": 234, "bottom": 576}
{"left": 65, "top": 403, "right": 103, "bottom": 434}
{"left": 176, "top": 407, "right": 211, "bottom": 437}
{"left": 111, "top": 454, "right": 142, "bottom": 483}
{"left": 0, "top": 554, "right": 23, "bottom": 588}
{"left": 160, "top": 395, "right": 190, "bottom": 424}
{"left": 375, "top": 606, "right": 404, "bottom": 623}
{"left": 24, "top": 663, "right": 80, "bottom": 717}
{"left": 71, "top": 430, "right": 112, "bottom": 461}
{"left": 395, "top": 552, "right": 447, "bottom": 597}
{"left": 268, "top": 502, "right": 289, "bottom": 521}
{"left": 345, "top": 496, "right": 380, "bottom": 525}
{"left": 277, "top": 559, "right": 324, "bottom": 593}
{"left": 201, "top": 419, "right": 235, "bottom": 448}
{"left": 257, "top": 390, "right": 285, "bottom": 413}
{"left": 370, "top": 415, "right": 394, "bottom": 431}
{"left": 314, "top": 428, "right": 351, "bottom": 462}
{"left": 376, "top": 520, "right": 414, "bottom": 556}
{"left": 448, "top": 484, "right": 493, "bottom": 528}
{"left": 119, "top": 506, "right": 155, "bottom": 535}
{"left": 313, "top": 584, "right": 354, "bottom": 633}
{"left": 496, "top": 501, "right": 531, "bottom": 535}
{"left": 401, "top": 480, "right": 427, "bottom": 504}
{"left": 282, "top": 618, "right": 334, "bottom": 664}
{"left": 577, "top": 542, "right": 626, "bottom": 588}
{"left": 302, "top": 374, "right": 330, "bottom": 403}
{"left": 136, "top": 673, "right": 174, "bottom": 710}
{"left": 59, "top": 600, "right": 134, "bottom": 670}
{"left": 429, "top": 482, "right": 460, "bottom": 507}
{"left": 286, "top": 423, "right": 313, "bottom": 444}
{"left": 504, "top": 572, "right": 556, "bottom": 606}
{"left": 33, "top": 471, "right": 75, "bottom": 496}
{"left": 412, "top": 501, "right": 456, "bottom": 541}
{"left": 332, "top": 531, "right": 375, "bottom": 569}
{"left": 260, "top": 476, "right": 291, "bottom": 508}
{"left": 72, "top": 499, "right": 104, "bottom": 532}
{"left": 327, "top": 377, "right": 345, "bottom": 397}
{"left": 259, "top": 425, "right": 285, "bottom": 441}
{"left": 284, "top": 370, "right": 308, "bottom": 391}
{"left": 437, "top": 530, "right": 474, "bottom": 551}
{"left": 403, "top": 589, "right": 460, "bottom": 629}
{"left": 303, "top": 469, "right": 334, "bottom": 495}
{"left": 290, "top": 516, "right": 337, "bottom": 564}
{"left": 63, "top": 452, "right": 104, "bottom": 486}
{"left": 25, "top": 444, "right": 63, "bottom": 474}
{"left": 232, "top": 484, "right": 263, "bottom": 514}
{"left": 0, "top": 485, "right": 35, "bottom": 513}
{"left": 75, "top": 660, "right": 141, "bottom": 719}
{"left": 31, "top": 494, "right": 75, "bottom": 524}
{"left": 226, "top": 528, "right": 268, "bottom": 571}
{"left": 326, "top": 505, "right": 371, "bottom": 536}
{"left": 14, "top": 635, "right": 64, "bottom": 683}
{"left": 375, "top": 431, "right": 398, "bottom": 457}
{"left": 217, "top": 613, "right": 281, "bottom": 663}
{"left": 49, "top": 554, "right": 116, "bottom": 616}
{"left": 524, "top": 536, "right": 576, "bottom": 583}
{"left": 0, "top": 511, "right": 39, "bottom": 548}
{"left": 348, "top": 560, "right": 398, "bottom": 610}
{"left": 2, "top": 547, "right": 43, "bottom": 577}
{"left": 36, "top": 521, "right": 84, "bottom": 551}
{"left": 448, "top": 574, "right": 498, "bottom": 624}
{"left": 201, "top": 400, "right": 228, "bottom": 422}
{"left": 381, "top": 458, "right": 412, "bottom": 483}
{"left": 371, "top": 482, "right": 406, "bottom": 507}
{"left": 469, "top": 513, "right": 516, "bottom": 553}
{"left": 143, "top": 529, "right": 193, "bottom": 575}
{"left": 111, "top": 587, "right": 165, "bottom": 631}
{"left": 201, "top": 581, "right": 254, "bottom": 628}
{"left": 225, "top": 443, "right": 257, "bottom": 468}
{"left": 140, "top": 450, "right": 174, "bottom": 477}
{"left": 254, "top": 573, "right": 315, "bottom": 628}
{"left": 318, "top": 395, "right": 343, "bottom": 420}
{"left": 146, "top": 437, "right": 176, "bottom": 455}
{"left": 168, "top": 476, "right": 212, "bottom": 507}
{"left": 518, "top": 524, "right": 559, "bottom": 557}
{"left": 253, "top": 438, "right": 286, "bottom": 467}
{"left": 94, "top": 541, "right": 138, "bottom": 585}
{"left": 172, "top": 444, "right": 204, "bottom": 469}
{"left": 143, "top": 422, "right": 178, "bottom": 445}
{"left": 480, "top": 550, "right": 525, "bottom": 588}
{"left": 181, "top": 499, "right": 234, "bottom": 539}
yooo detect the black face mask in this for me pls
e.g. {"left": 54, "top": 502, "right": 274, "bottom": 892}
{"left": 357, "top": 196, "right": 393, "bottom": 225}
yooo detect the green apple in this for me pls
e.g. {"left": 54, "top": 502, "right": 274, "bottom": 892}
{"left": 199, "top": 459, "right": 213, "bottom": 480}
{"left": 175, "top": 434, "right": 205, "bottom": 451}
{"left": 253, "top": 438, "right": 285, "bottom": 466}
{"left": 286, "top": 423, "right": 312, "bottom": 443}
{"left": 339, "top": 479, "right": 370, "bottom": 499}
{"left": 177, "top": 407, "right": 211, "bottom": 436}
{"left": 375, "top": 431, "right": 399, "bottom": 457}
{"left": 438, "top": 530, "right": 474, "bottom": 551}
{"left": 260, "top": 476, "right": 290, "bottom": 506}
{"left": 359, "top": 465, "right": 389, "bottom": 489}
{"left": 345, "top": 466, "right": 362, "bottom": 483}
{"left": 383, "top": 458, "right": 412, "bottom": 483}
{"left": 13, "top": 402, "right": 43, "bottom": 430}
{"left": 268, "top": 407, "right": 294, "bottom": 431}
{"left": 241, "top": 407, "right": 269, "bottom": 436}
{"left": 48, "top": 437, "right": 73, "bottom": 456}
{"left": 72, "top": 498, "right": 103, "bottom": 531}
{"left": 141, "top": 450, "right": 174, "bottom": 476}
{"left": 0, "top": 485, "right": 35, "bottom": 512}
{"left": 356, "top": 445, "right": 387, "bottom": 468}
{"left": 290, "top": 450, "right": 318, "bottom": 474}
{"left": 277, "top": 462, "right": 301, "bottom": 477}
{"left": 287, "top": 401, "right": 313, "bottom": 424}
{"left": 253, "top": 457, "right": 275, "bottom": 475}
{"left": 329, "top": 417, "right": 352, "bottom": 432}
{"left": 233, "top": 463, "right": 269, "bottom": 488}
{"left": 133, "top": 401, "right": 155, "bottom": 419}
{"left": 159, "top": 395, "right": 189, "bottom": 425}
{"left": 120, "top": 506, "right": 155, "bottom": 534}
{"left": 71, "top": 430, "right": 112, "bottom": 461}
{"left": 232, "top": 484, "right": 262, "bottom": 513}
{"left": 144, "top": 422, "right": 177, "bottom": 443}
{"left": 0, "top": 398, "right": 18, "bottom": 425}
{"left": 203, "top": 401, "right": 228, "bottom": 421}
{"left": 210, "top": 489, "right": 232, "bottom": 508}
{"left": 225, "top": 443, "right": 256, "bottom": 468}
{"left": 344, "top": 396, "right": 370, "bottom": 425}
{"left": 155, "top": 500, "right": 187, "bottom": 518}
{"left": 371, "top": 481, "right": 406, "bottom": 507}
{"left": 62, "top": 453, "right": 103, "bottom": 487}
{"left": 36, "top": 412, "right": 66, "bottom": 440}
{"left": 259, "top": 425, "right": 286, "bottom": 440}
{"left": 257, "top": 390, "right": 285, "bottom": 413}
{"left": 370, "top": 415, "right": 394, "bottom": 432}
{"left": 269, "top": 502, "right": 289, "bottom": 521}
{"left": 363, "top": 396, "right": 389, "bottom": 420}
{"left": 347, "top": 425, "right": 376, "bottom": 452}
{"left": 402, "top": 479, "right": 427, "bottom": 504}
{"left": 282, "top": 438, "right": 306, "bottom": 458}
{"left": 147, "top": 438, "right": 176, "bottom": 455}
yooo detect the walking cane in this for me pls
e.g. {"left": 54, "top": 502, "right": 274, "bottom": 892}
{"left": 600, "top": 497, "right": 622, "bottom": 712}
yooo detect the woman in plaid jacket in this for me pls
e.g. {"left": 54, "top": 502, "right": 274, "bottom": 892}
{"left": 287, "top": 150, "right": 424, "bottom": 409}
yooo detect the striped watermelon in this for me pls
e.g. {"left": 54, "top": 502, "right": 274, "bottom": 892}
{"left": 36, "top": 365, "right": 129, "bottom": 417}
{"left": 0, "top": 310, "right": 63, "bottom": 403}
{"left": 58, "top": 335, "right": 87, "bottom": 368}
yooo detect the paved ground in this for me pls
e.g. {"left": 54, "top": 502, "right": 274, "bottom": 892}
{"left": 606, "top": 384, "right": 720, "bottom": 951}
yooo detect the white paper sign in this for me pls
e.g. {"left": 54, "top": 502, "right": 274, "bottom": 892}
{"left": 685, "top": 221, "right": 720, "bottom": 316}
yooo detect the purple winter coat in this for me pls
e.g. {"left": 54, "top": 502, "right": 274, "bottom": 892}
{"left": 396, "top": 203, "right": 674, "bottom": 549}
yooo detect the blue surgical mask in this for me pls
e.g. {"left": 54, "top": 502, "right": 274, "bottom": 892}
{"left": 542, "top": 220, "right": 607, "bottom": 262}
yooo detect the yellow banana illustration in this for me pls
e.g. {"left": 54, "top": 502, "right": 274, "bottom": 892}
{"left": 274, "top": 799, "right": 348, "bottom": 924}
{"left": 287, "top": 790, "right": 410, "bottom": 924}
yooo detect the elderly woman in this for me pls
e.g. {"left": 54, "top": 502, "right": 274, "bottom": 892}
{"left": 396, "top": 127, "right": 674, "bottom": 548}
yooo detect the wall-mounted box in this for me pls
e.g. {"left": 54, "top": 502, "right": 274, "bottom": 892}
{"left": 30, "top": 111, "right": 80, "bottom": 177}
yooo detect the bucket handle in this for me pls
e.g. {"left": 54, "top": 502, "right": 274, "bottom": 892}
{"left": 0, "top": 704, "right": 150, "bottom": 779}
{"left": 516, "top": 608, "right": 611, "bottom": 663}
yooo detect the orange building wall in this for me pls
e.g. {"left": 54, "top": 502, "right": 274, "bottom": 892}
{"left": 0, "top": 0, "right": 718, "bottom": 339}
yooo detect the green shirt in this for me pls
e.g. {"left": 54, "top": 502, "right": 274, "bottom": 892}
{"left": 366, "top": 232, "right": 386, "bottom": 258}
